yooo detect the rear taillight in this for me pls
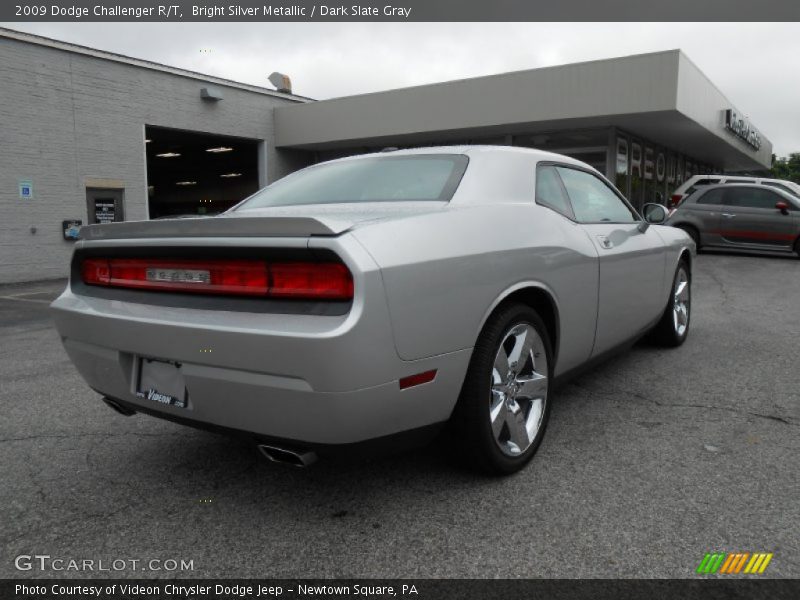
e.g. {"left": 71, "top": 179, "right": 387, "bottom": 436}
{"left": 81, "top": 258, "right": 353, "bottom": 300}
{"left": 270, "top": 262, "right": 354, "bottom": 300}
{"left": 81, "top": 258, "right": 111, "bottom": 286}
{"left": 670, "top": 194, "right": 684, "bottom": 208}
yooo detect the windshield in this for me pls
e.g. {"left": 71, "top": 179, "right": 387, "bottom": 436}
{"left": 236, "top": 154, "right": 469, "bottom": 210}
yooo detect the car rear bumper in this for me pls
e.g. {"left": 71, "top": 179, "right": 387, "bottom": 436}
{"left": 51, "top": 244, "right": 472, "bottom": 445}
{"left": 99, "top": 394, "right": 448, "bottom": 458}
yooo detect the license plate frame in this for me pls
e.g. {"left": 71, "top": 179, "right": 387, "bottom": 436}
{"left": 136, "top": 357, "right": 187, "bottom": 409}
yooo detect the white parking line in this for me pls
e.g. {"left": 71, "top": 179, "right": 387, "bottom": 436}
{"left": 3, "top": 289, "right": 56, "bottom": 297}
{"left": 0, "top": 295, "right": 51, "bottom": 304}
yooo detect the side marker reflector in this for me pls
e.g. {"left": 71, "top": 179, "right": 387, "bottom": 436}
{"left": 399, "top": 369, "right": 437, "bottom": 390}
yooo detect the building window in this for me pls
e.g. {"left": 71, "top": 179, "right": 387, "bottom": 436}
{"left": 615, "top": 136, "right": 629, "bottom": 199}
{"left": 655, "top": 149, "right": 666, "bottom": 205}
{"left": 629, "top": 141, "right": 643, "bottom": 210}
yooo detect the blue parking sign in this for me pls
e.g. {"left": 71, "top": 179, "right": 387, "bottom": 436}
{"left": 19, "top": 179, "right": 33, "bottom": 199}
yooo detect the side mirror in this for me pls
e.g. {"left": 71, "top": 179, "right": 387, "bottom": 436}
{"left": 776, "top": 201, "right": 789, "bottom": 215}
{"left": 642, "top": 203, "right": 668, "bottom": 224}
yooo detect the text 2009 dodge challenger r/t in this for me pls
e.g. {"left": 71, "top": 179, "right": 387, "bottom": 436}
{"left": 51, "top": 146, "right": 694, "bottom": 474}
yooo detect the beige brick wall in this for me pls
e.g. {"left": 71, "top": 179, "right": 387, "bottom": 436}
{"left": 0, "top": 36, "right": 308, "bottom": 283}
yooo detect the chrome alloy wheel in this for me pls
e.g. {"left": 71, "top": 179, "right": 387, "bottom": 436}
{"left": 489, "top": 323, "right": 548, "bottom": 457}
{"left": 673, "top": 266, "right": 690, "bottom": 337}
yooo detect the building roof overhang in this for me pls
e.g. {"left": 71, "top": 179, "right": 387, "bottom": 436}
{"left": 274, "top": 50, "right": 771, "bottom": 171}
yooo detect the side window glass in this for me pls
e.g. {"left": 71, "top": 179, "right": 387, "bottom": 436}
{"left": 696, "top": 188, "right": 725, "bottom": 205}
{"left": 762, "top": 181, "right": 794, "bottom": 195}
{"left": 726, "top": 188, "right": 780, "bottom": 209}
{"left": 556, "top": 167, "right": 636, "bottom": 223}
{"left": 535, "top": 166, "right": 573, "bottom": 218}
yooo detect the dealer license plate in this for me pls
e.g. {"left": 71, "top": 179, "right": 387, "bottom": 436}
{"left": 136, "top": 358, "right": 187, "bottom": 408}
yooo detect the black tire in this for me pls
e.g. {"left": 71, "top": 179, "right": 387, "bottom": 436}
{"left": 450, "top": 302, "right": 553, "bottom": 475}
{"left": 677, "top": 224, "right": 700, "bottom": 249}
{"left": 794, "top": 237, "right": 800, "bottom": 258}
{"left": 651, "top": 260, "right": 691, "bottom": 347}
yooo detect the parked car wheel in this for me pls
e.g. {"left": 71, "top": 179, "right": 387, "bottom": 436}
{"left": 451, "top": 303, "right": 553, "bottom": 475}
{"left": 676, "top": 224, "right": 700, "bottom": 249}
{"left": 794, "top": 237, "right": 800, "bottom": 258}
{"left": 651, "top": 261, "right": 691, "bottom": 347}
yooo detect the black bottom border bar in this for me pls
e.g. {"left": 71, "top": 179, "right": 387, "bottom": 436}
{"left": 3, "top": 579, "right": 799, "bottom": 600}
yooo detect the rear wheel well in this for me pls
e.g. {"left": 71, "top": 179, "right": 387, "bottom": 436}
{"left": 494, "top": 287, "right": 559, "bottom": 367}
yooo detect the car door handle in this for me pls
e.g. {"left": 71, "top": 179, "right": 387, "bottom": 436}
{"left": 721, "top": 213, "right": 736, "bottom": 218}
{"left": 596, "top": 235, "right": 613, "bottom": 249}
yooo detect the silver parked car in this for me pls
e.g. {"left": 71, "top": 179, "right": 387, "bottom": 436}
{"left": 51, "top": 147, "right": 694, "bottom": 474}
{"left": 665, "top": 183, "right": 800, "bottom": 256}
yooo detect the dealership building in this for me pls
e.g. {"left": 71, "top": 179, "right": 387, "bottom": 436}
{"left": 0, "top": 28, "right": 772, "bottom": 283}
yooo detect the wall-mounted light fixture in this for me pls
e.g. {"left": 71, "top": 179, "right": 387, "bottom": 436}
{"left": 268, "top": 72, "right": 292, "bottom": 94}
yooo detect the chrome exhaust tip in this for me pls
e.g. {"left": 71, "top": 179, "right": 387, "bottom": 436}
{"left": 102, "top": 396, "right": 136, "bottom": 416}
{"left": 257, "top": 444, "right": 317, "bottom": 468}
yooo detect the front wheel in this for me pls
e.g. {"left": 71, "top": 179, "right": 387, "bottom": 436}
{"left": 450, "top": 303, "right": 553, "bottom": 475}
{"left": 651, "top": 260, "right": 691, "bottom": 347}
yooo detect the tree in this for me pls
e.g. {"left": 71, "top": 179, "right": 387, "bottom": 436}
{"left": 770, "top": 153, "right": 800, "bottom": 183}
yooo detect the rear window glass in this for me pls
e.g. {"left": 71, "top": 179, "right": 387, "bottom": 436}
{"left": 684, "top": 178, "right": 721, "bottom": 195}
{"left": 236, "top": 155, "right": 468, "bottom": 209}
{"left": 694, "top": 178, "right": 721, "bottom": 187}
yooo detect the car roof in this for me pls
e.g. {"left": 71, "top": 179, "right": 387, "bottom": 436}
{"left": 687, "top": 174, "right": 799, "bottom": 186}
{"left": 701, "top": 183, "right": 771, "bottom": 189}
{"left": 319, "top": 144, "right": 592, "bottom": 169}
{"left": 689, "top": 182, "right": 799, "bottom": 199}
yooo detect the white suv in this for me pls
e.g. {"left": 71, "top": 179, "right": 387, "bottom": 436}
{"left": 670, "top": 175, "right": 800, "bottom": 207}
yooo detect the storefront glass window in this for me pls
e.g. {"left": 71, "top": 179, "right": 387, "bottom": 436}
{"left": 615, "top": 137, "right": 629, "bottom": 198}
{"left": 629, "top": 141, "right": 643, "bottom": 210}
{"left": 666, "top": 153, "right": 677, "bottom": 195}
{"left": 643, "top": 146, "right": 655, "bottom": 206}
{"left": 613, "top": 128, "right": 719, "bottom": 205}
{"left": 655, "top": 149, "right": 666, "bottom": 205}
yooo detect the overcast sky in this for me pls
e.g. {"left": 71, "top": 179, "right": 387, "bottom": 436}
{"left": 4, "top": 22, "right": 799, "bottom": 156}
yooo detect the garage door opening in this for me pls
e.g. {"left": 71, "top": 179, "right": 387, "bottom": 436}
{"left": 145, "top": 126, "right": 260, "bottom": 219}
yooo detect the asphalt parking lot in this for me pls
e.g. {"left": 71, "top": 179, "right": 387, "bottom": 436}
{"left": 1, "top": 252, "right": 798, "bottom": 579}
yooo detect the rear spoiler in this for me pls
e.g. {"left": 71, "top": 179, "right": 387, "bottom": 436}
{"left": 79, "top": 215, "right": 353, "bottom": 241}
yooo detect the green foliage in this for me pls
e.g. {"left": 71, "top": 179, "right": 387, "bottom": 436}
{"left": 770, "top": 153, "right": 800, "bottom": 183}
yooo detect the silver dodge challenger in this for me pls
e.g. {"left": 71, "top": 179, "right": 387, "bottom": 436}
{"left": 51, "top": 146, "right": 694, "bottom": 474}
